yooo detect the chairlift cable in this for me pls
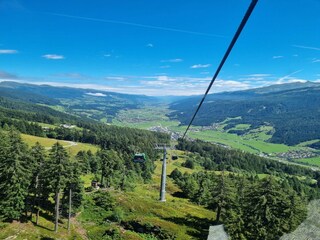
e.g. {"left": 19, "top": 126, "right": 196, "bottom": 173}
{"left": 182, "top": 0, "right": 259, "bottom": 139}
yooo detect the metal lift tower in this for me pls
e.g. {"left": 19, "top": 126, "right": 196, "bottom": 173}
{"left": 155, "top": 144, "right": 168, "bottom": 202}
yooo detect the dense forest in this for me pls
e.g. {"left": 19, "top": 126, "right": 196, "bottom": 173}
{"left": 0, "top": 127, "right": 165, "bottom": 231}
{"left": 0, "top": 96, "right": 170, "bottom": 162}
{"left": 172, "top": 138, "right": 320, "bottom": 239}
{"left": 176, "top": 139, "right": 318, "bottom": 178}
{"left": 170, "top": 170, "right": 309, "bottom": 240}
{"left": 0, "top": 96, "right": 171, "bottom": 233}
{"left": 0, "top": 128, "right": 82, "bottom": 230}
{"left": 169, "top": 85, "right": 320, "bottom": 145}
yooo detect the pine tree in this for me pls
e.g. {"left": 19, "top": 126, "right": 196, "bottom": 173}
{"left": 0, "top": 129, "right": 31, "bottom": 221}
{"left": 210, "top": 171, "right": 235, "bottom": 223}
{"left": 242, "top": 177, "right": 305, "bottom": 240}
{"left": 224, "top": 175, "right": 250, "bottom": 240}
{"left": 45, "top": 142, "right": 69, "bottom": 232}
{"left": 61, "top": 161, "right": 83, "bottom": 231}
{"left": 98, "top": 150, "right": 123, "bottom": 188}
{"left": 29, "top": 142, "right": 46, "bottom": 225}
{"left": 88, "top": 150, "right": 99, "bottom": 174}
{"left": 75, "top": 150, "right": 90, "bottom": 174}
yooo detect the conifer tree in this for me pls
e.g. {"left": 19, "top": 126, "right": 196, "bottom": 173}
{"left": 46, "top": 142, "right": 69, "bottom": 232}
{"left": 242, "top": 177, "right": 306, "bottom": 240}
{"left": 98, "top": 150, "right": 123, "bottom": 188}
{"left": 75, "top": 150, "right": 90, "bottom": 174}
{"left": 61, "top": 161, "right": 83, "bottom": 228}
{"left": 87, "top": 150, "right": 99, "bottom": 174}
{"left": 210, "top": 171, "right": 235, "bottom": 223}
{"left": 29, "top": 142, "right": 46, "bottom": 225}
{"left": 0, "top": 129, "right": 31, "bottom": 221}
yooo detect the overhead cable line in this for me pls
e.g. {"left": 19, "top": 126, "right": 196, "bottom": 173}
{"left": 182, "top": 0, "right": 259, "bottom": 139}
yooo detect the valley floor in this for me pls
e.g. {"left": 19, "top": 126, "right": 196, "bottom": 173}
{"left": 114, "top": 107, "right": 320, "bottom": 169}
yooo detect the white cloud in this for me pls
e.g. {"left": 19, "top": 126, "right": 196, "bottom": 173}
{"left": 312, "top": 59, "right": 320, "bottom": 63}
{"left": 240, "top": 74, "right": 272, "bottom": 81}
{"left": 157, "top": 75, "right": 169, "bottom": 81}
{"left": 53, "top": 73, "right": 88, "bottom": 80}
{"left": 200, "top": 71, "right": 210, "bottom": 75}
{"left": 191, "top": 64, "right": 211, "bottom": 69}
{"left": 274, "top": 70, "right": 306, "bottom": 85}
{"left": 146, "top": 43, "right": 153, "bottom": 48}
{"left": 138, "top": 75, "right": 250, "bottom": 95}
{"left": 292, "top": 44, "right": 320, "bottom": 51}
{"left": 247, "top": 74, "right": 271, "bottom": 77}
{"left": 293, "top": 54, "right": 298, "bottom": 57}
{"left": 0, "top": 49, "right": 18, "bottom": 54}
{"left": 274, "top": 78, "right": 307, "bottom": 85}
{"left": 3, "top": 70, "right": 317, "bottom": 96}
{"left": 273, "top": 56, "right": 283, "bottom": 59}
{"left": 161, "top": 58, "right": 183, "bottom": 63}
{"left": 104, "top": 54, "right": 112, "bottom": 57}
{"left": 286, "top": 79, "right": 307, "bottom": 83}
{"left": 160, "top": 65, "right": 171, "bottom": 69}
{"left": 105, "top": 76, "right": 127, "bottom": 81}
{"left": 240, "top": 77, "right": 265, "bottom": 81}
{"left": 86, "top": 92, "right": 107, "bottom": 97}
{"left": 42, "top": 54, "right": 65, "bottom": 60}
{"left": 213, "top": 80, "right": 250, "bottom": 91}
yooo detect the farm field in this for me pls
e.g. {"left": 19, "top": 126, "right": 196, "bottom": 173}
{"left": 296, "top": 157, "right": 320, "bottom": 167}
{"left": 114, "top": 107, "right": 320, "bottom": 167}
{"left": 21, "top": 134, "right": 99, "bottom": 156}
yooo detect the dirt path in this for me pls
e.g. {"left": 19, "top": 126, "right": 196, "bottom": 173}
{"left": 45, "top": 140, "right": 78, "bottom": 150}
{"left": 72, "top": 212, "right": 89, "bottom": 240}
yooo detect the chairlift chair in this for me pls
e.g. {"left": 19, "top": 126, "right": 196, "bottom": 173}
{"left": 133, "top": 153, "right": 146, "bottom": 163}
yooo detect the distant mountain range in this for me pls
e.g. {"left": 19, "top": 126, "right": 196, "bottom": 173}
{"left": 0, "top": 81, "right": 160, "bottom": 122}
{"left": 169, "top": 81, "right": 320, "bottom": 145}
{"left": 0, "top": 81, "right": 155, "bottom": 103}
{"left": 1, "top": 80, "right": 320, "bottom": 145}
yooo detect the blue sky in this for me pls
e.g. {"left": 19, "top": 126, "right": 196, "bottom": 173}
{"left": 0, "top": 0, "right": 320, "bottom": 95}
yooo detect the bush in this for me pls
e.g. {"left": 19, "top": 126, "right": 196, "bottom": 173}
{"left": 92, "top": 191, "right": 115, "bottom": 211}
{"left": 110, "top": 207, "right": 125, "bottom": 224}
{"left": 182, "top": 159, "right": 195, "bottom": 169}
{"left": 169, "top": 168, "right": 183, "bottom": 180}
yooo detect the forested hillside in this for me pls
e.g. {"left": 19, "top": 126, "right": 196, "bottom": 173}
{"left": 171, "top": 138, "right": 320, "bottom": 239}
{"left": 1, "top": 81, "right": 320, "bottom": 239}
{"left": 0, "top": 127, "right": 170, "bottom": 236}
{"left": 169, "top": 82, "right": 320, "bottom": 145}
{"left": 0, "top": 81, "right": 159, "bottom": 122}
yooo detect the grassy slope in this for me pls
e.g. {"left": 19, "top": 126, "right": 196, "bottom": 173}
{"left": 0, "top": 216, "right": 85, "bottom": 240}
{"left": 78, "top": 149, "right": 215, "bottom": 240}
{"left": 0, "top": 142, "right": 214, "bottom": 240}
{"left": 0, "top": 135, "right": 99, "bottom": 240}
{"left": 21, "top": 134, "right": 99, "bottom": 156}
